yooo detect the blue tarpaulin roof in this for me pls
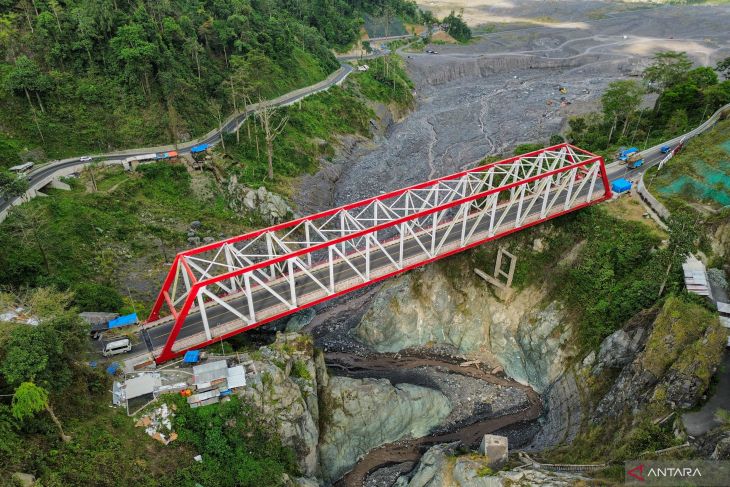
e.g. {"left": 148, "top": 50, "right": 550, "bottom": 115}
{"left": 190, "top": 143, "right": 209, "bottom": 153}
{"left": 183, "top": 350, "right": 201, "bottom": 363}
{"left": 612, "top": 178, "right": 632, "bottom": 193}
{"left": 108, "top": 313, "right": 138, "bottom": 329}
{"left": 106, "top": 362, "right": 119, "bottom": 375}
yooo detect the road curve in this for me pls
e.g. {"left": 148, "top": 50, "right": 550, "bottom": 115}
{"left": 0, "top": 63, "right": 354, "bottom": 221}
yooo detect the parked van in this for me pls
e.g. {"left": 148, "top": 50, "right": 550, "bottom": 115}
{"left": 103, "top": 338, "right": 131, "bottom": 357}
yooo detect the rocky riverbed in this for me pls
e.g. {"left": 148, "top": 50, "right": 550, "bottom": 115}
{"left": 279, "top": 3, "right": 730, "bottom": 485}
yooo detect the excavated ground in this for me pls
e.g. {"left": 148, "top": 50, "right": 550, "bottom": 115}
{"left": 291, "top": 2, "right": 730, "bottom": 485}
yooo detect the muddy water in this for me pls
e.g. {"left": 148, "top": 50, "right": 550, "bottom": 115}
{"left": 326, "top": 352, "right": 541, "bottom": 485}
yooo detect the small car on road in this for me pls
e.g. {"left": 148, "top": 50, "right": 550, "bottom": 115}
{"left": 79, "top": 155, "right": 93, "bottom": 162}
{"left": 102, "top": 338, "right": 132, "bottom": 357}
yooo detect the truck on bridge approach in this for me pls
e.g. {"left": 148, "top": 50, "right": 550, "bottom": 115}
{"left": 618, "top": 147, "right": 639, "bottom": 162}
{"left": 626, "top": 152, "right": 644, "bottom": 169}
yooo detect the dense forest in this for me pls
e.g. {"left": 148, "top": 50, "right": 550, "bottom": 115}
{"left": 0, "top": 0, "right": 420, "bottom": 162}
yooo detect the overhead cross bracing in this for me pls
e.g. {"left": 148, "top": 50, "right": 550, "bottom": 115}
{"left": 145, "top": 143, "right": 611, "bottom": 363}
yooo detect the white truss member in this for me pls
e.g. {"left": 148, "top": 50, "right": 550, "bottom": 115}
{"left": 147, "top": 143, "right": 611, "bottom": 363}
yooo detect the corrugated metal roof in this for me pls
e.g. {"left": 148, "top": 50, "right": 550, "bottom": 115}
{"left": 125, "top": 374, "right": 160, "bottom": 399}
{"left": 193, "top": 360, "right": 228, "bottom": 385}
{"left": 227, "top": 365, "right": 246, "bottom": 389}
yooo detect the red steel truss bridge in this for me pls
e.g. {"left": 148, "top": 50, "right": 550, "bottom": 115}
{"left": 144, "top": 144, "right": 611, "bottom": 363}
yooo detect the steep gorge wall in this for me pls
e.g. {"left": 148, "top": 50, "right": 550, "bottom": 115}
{"left": 355, "top": 259, "right": 579, "bottom": 394}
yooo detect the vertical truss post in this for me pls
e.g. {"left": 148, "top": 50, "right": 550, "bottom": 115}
{"left": 244, "top": 273, "right": 256, "bottom": 323}
{"left": 266, "top": 233, "right": 276, "bottom": 279}
{"left": 288, "top": 259, "right": 297, "bottom": 307}
{"left": 305, "top": 222, "right": 312, "bottom": 268}
{"left": 197, "top": 290, "right": 212, "bottom": 341}
{"left": 365, "top": 235, "right": 371, "bottom": 279}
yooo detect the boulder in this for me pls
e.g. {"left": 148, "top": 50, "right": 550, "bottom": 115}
{"left": 532, "top": 238, "right": 545, "bottom": 252}
{"left": 592, "top": 327, "right": 646, "bottom": 374}
{"left": 227, "top": 176, "right": 293, "bottom": 224}
{"left": 187, "top": 236, "right": 201, "bottom": 246}
{"left": 285, "top": 308, "right": 316, "bottom": 332}
{"left": 711, "top": 435, "right": 730, "bottom": 460}
{"left": 11, "top": 473, "right": 35, "bottom": 487}
{"left": 190, "top": 220, "right": 201, "bottom": 230}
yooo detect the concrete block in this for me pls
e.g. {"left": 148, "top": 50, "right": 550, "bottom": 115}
{"left": 480, "top": 434, "right": 508, "bottom": 468}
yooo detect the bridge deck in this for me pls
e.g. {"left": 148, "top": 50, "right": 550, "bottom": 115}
{"left": 145, "top": 144, "right": 609, "bottom": 363}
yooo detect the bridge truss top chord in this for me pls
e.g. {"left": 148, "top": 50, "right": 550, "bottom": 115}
{"left": 146, "top": 143, "right": 610, "bottom": 363}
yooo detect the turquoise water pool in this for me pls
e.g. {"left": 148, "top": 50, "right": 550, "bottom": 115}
{"left": 658, "top": 160, "right": 730, "bottom": 206}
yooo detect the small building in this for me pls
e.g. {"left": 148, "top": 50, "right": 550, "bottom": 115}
{"left": 682, "top": 255, "right": 713, "bottom": 300}
{"left": 188, "top": 360, "right": 247, "bottom": 408}
{"left": 79, "top": 312, "right": 119, "bottom": 336}
{"left": 480, "top": 434, "right": 509, "bottom": 468}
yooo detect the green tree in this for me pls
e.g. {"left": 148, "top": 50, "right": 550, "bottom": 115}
{"left": 12, "top": 381, "right": 71, "bottom": 443}
{"left": 0, "top": 169, "right": 29, "bottom": 199}
{"left": 443, "top": 10, "right": 471, "bottom": 43}
{"left": 643, "top": 51, "right": 693, "bottom": 92}
{"left": 601, "top": 79, "right": 644, "bottom": 143}
{"left": 109, "top": 23, "right": 158, "bottom": 97}
{"left": 716, "top": 56, "right": 730, "bottom": 80}
{"left": 658, "top": 210, "right": 700, "bottom": 297}
{"left": 665, "top": 108, "right": 688, "bottom": 135}
{"left": 0, "top": 289, "right": 88, "bottom": 390}
{"left": 4, "top": 55, "right": 51, "bottom": 112}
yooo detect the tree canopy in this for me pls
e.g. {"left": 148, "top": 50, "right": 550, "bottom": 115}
{"left": 443, "top": 10, "right": 471, "bottom": 42}
{"left": 0, "top": 0, "right": 423, "bottom": 161}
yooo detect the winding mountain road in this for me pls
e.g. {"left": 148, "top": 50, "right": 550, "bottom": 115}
{"left": 0, "top": 63, "right": 353, "bottom": 222}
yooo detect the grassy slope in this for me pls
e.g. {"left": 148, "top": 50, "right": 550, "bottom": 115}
{"left": 647, "top": 118, "right": 730, "bottom": 211}
{"left": 446, "top": 200, "right": 668, "bottom": 349}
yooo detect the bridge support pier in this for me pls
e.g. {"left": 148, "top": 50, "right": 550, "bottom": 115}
{"left": 474, "top": 247, "right": 516, "bottom": 293}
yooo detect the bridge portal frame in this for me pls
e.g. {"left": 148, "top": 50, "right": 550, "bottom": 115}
{"left": 147, "top": 143, "right": 610, "bottom": 363}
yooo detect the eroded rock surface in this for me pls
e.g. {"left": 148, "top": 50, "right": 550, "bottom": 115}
{"left": 355, "top": 263, "right": 575, "bottom": 393}
{"left": 319, "top": 376, "right": 451, "bottom": 481}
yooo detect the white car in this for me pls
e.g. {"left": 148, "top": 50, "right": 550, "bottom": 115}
{"left": 79, "top": 155, "right": 93, "bottom": 162}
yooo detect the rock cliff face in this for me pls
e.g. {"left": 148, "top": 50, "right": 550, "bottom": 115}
{"left": 319, "top": 377, "right": 451, "bottom": 481}
{"left": 238, "top": 333, "right": 322, "bottom": 477}
{"left": 355, "top": 262, "right": 577, "bottom": 393}
{"left": 227, "top": 176, "right": 293, "bottom": 224}
{"left": 393, "top": 443, "right": 588, "bottom": 487}
{"left": 592, "top": 298, "right": 726, "bottom": 418}
{"left": 238, "top": 333, "right": 452, "bottom": 482}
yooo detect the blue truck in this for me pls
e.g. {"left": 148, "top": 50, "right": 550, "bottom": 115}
{"left": 618, "top": 147, "right": 639, "bottom": 162}
{"left": 626, "top": 152, "right": 644, "bottom": 169}
{"left": 190, "top": 143, "right": 210, "bottom": 154}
